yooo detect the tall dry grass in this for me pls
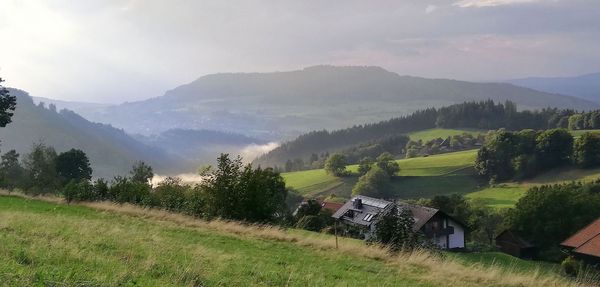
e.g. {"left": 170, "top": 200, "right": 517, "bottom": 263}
{"left": 0, "top": 190, "right": 591, "bottom": 287}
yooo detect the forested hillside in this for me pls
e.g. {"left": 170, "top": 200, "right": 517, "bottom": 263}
{"left": 71, "top": 66, "right": 596, "bottom": 139}
{"left": 255, "top": 100, "right": 582, "bottom": 167}
{"left": 0, "top": 89, "right": 184, "bottom": 178}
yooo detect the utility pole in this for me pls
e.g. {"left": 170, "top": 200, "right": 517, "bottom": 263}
{"left": 334, "top": 220, "right": 339, "bottom": 249}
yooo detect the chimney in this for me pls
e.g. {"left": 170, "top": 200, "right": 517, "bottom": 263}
{"left": 353, "top": 198, "right": 363, "bottom": 209}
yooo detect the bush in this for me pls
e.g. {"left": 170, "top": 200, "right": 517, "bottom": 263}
{"left": 108, "top": 176, "right": 152, "bottom": 205}
{"left": 562, "top": 256, "right": 582, "bottom": 277}
{"left": 295, "top": 215, "right": 325, "bottom": 232}
{"left": 62, "top": 180, "right": 93, "bottom": 203}
{"left": 92, "top": 178, "right": 109, "bottom": 200}
{"left": 183, "top": 186, "right": 206, "bottom": 217}
{"left": 151, "top": 177, "right": 188, "bottom": 212}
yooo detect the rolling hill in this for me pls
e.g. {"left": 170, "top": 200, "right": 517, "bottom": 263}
{"left": 71, "top": 66, "right": 596, "bottom": 139}
{"left": 0, "top": 194, "right": 571, "bottom": 286}
{"left": 284, "top": 129, "right": 600, "bottom": 209}
{"left": 508, "top": 72, "right": 600, "bottom": 103}
{"left": 0, "top": 89, "right": 184, "bottom": 179}
{"left": 283, "top": 149, "right": 482, "bottom": 200}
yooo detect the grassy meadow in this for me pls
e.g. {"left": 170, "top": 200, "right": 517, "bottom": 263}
{"left": 283, "top": 149, "right": 484, "bottom": 200}
{"left": 283, "top": 132, "right": 600, "bottom": 209}
{"left": 0, "top": 194, "right": 579, "bottom": 287}
{"left": 406, "top": 128, "right": 484, "bottom": 142}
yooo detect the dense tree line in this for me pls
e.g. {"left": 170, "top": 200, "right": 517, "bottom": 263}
{"left": 257, "top": 100, "right": 586, "bottom": 168}
{"left": 475, "top": 129, "right": 600, "bottom": 181}
{"left": 506, "top": 181, "right": 600, "bottom": 261}
{"left": 0, "top": 142, "right": 290, "bottom": 223}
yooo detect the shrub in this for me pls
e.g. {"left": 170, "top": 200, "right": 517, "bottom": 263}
{"left": 295, "top": 215, "right": 325, "bottom": 232}
{"left": 183, "top": 186, "right": 206, "bottom": 217}
{"left": 151, "top": 177, "right": 188, "bottom": 212}
{"left": 62, "top": 180, "right": 93, "bottom": 203}
{"left": 562, "top": 256, "right": 582, "bottom": 277}
{"left": 92, "top": 178, "right": 109, "bottom": 200}
{"left": 109, "top": 176, "right": 152, "bottom": 205}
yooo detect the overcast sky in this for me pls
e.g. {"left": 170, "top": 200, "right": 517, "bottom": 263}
{"left": 1, "top": 0, "right": 599, "bottom": 103}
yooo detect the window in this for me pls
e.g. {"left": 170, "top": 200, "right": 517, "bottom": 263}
{"left": 363, "top": 213, "right": 375, "bottom": 222}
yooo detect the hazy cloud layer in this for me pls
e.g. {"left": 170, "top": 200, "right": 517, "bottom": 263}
{"left": 0, "top": 0, "right": 599, "bottom": 103}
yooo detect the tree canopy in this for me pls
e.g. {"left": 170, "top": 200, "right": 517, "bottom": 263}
{"left": 0, "top": 78, "right": 17, "bottom": 128}
{"left": 55, "top": 149, "right": 93, "bottom": 184}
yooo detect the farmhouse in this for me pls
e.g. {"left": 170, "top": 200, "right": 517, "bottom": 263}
{"left": 495, "top": 230, "right": 537, "bottom": 259}
{"left": 332, "top": 195, "right": 466, "bottom": 250}
{"left": 561, "top": 217, "right": 600, "bottom": 265}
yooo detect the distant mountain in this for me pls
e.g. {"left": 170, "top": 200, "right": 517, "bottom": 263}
{"left": 507, "top": 73, "right": 600, "bottom": 103}
{"left": 32, "top": 96, "right": 111, "bottom": 117}
{"left": 134, "top": 129, "right": 266, "bottom": 163}
{"left": 71, "top": 66, "right": 597, "bottom": 140}
{"left": 0, "top": 89, "right": 186, "bottom": 179}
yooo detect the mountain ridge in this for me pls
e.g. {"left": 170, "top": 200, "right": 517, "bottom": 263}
{"left": 67, "top": 66, "right": 597, "bottom": 140}
{"left": 507, "top": 72, "right": 600, "bottom": 103}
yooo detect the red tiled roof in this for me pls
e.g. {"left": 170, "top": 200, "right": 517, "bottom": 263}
{"left": 561, "top": 218, "right": 600, "bottom": 248}
{"left": 321, "top": 201, "right": 343, "bottom": 212}
{"left": 574, "top": 235, "right": 600, "bottom": 258}
{"left": 561, "top": 217, "right": 600, "bottom": 258}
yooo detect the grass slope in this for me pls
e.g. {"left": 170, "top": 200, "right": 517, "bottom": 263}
{"left": 467, "top": 166, "right": 600, "bottom": 208}
{"left": 283, "top": 150, "right": 483, "bottom": 199}
{"left": 0, "top": 194, "right": 576, "bottom": 287}
{"left": 407, "top": 128, "right": 483, "bottom": 142}
{"left": 284, "top": 129, "right": 600, "bottom": 207}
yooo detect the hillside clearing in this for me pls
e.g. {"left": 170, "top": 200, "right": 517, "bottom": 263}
{"left": 467, "top": 167, "right": 600, "bottom": 209}
{"left": 283, "top": 150, "right": 482, "bottom": 199}
{"left": 407, "top": 128, "right": 484, "bottom": 142}
{"left": 0, "top": 194, "right": 579, "bottom": 287}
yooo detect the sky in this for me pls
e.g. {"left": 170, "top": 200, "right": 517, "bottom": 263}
{"left": 0, "top": 0, "right": 599, "bottom": 103}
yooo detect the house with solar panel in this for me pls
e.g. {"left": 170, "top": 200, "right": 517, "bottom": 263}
{"left": 331, "top": 195, "right": 466, "bottom": 250}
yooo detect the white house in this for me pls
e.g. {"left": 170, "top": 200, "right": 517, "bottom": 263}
{"left": 331, "top": 195, "right": 466, "bottom": 250}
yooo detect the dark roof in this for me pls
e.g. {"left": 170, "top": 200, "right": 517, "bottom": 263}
{"left": 561, "top": 217, "right": 600, "bottom": 258}
{"left": 332, "top": 195, "right": 393, "bottom": 227}
{"left": 321, "top": 201, "right": 344, "bottom": 213}
{"left": 496, "top": 230, "right": 536, "bottom": 248}
{"left": 401, "top": 203, "right": 439, "bottom": 231}
{"left": 331, "top": 195, "right": 467, "bottom": 231}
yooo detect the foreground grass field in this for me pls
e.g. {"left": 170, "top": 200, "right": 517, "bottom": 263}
{"left": 0, "top": 194, "right": 578, "bottom": 286}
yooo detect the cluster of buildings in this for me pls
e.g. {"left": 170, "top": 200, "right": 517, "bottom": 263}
{"left": 321, "top": 195, "right": 600, "bottom": 264}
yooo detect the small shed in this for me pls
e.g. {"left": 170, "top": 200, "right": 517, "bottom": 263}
{"left": 495, "top": 230, "right": 537, "bottom": 259}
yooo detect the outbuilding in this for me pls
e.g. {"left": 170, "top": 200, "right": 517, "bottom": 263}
{"left": 495, "top": 230, "right": 537, "bottom": 259}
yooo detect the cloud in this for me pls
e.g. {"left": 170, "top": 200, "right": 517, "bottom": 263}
{"left": 425, "top": 4, "right": 438, "bottom": 14}
{"left": 0, "top": 0, "right": 598, "bottom": 103}
{"left": 453, "top": 0, "right": 544, "bottom": 8}
{"left": 239, "top": 142, "right": 280, "bottom": 163}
